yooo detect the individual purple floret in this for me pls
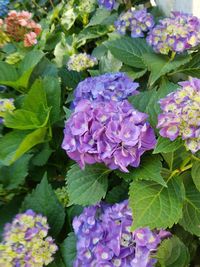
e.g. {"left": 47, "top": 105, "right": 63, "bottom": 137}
{"left": 157, "top": 78, "right": 200, "bottom": 153}
{"left": 72, "top": 73, "right": 139, "bottom": 108}
{"left": 147, "top": 11, "right": 200, "bottom": 55}
{"left": 73, "top": 200, "right": 171, "bottom": 267}
{"left": 115, "top": 8, "right": 154, "bottom": 38}
{"left": 0, "top": 209, "right": 58, "bottom": 266}
{"left": 98, "top": 0, "right": 116, "bottom": 10}
{"left": 62, "top": 99, "right": 156, "bottom": 172}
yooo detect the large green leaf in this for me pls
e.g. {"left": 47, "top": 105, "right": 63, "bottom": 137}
{"left": 60, "top": 232, "right": 77, "bottom": 267}
{"left": 0, "top": 154, "right": 32, "bottom": 190}
{"left": 0, "top": 128, "right": 48, "bottom": 166}
{"left": 156, "top": 236, "right": 190, "bottom": 267}
{"left": 179, "top": 183, "right": 200, "bottom": 237}
{"left": 105, "top": 36, "right": 151, "bottom": 68}
{"left": 21, "top": 176, "right": 65, "bottom": 237}
{"left": 99, "top": 51, "right": 122, "bottom": 74}
{"left": 4, "top": 110, "right": 44, "bottom": 130}
{"left": 42, "top": 76, "right": 61, "bottom": 124}
{"left": 67, "top": 164, "right": 110, "bottom": 206}
{"left": 23, "top": 78, "right": 48, "bottom": 115}
{"left": 143, "top": 53, "right": 191, "bottom": 86}
{"left": 129, "top": 175, "right": 185, "bottom": 230}
{"left": 153, "top": 137, "right": 183, "bottom": 154}
{"left": 191, "top": 160, "right": 200, "bottom": 192}
{"left": 117, "top": 155, "right": 166, "bottom": 186}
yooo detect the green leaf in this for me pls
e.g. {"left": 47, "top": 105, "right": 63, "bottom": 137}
{"left": 59, "top": 68, "right": 84, "bottom": 90}
{"left": 60, "top": 232, "right": 77, "bottom": 267}
{"left": 121, "top": 65, "right": 147, "bottom": 80}
{"left": 88, "top": 8, "right": 110, "bottom": 26}
{"left": 0, "top": 128, "right": 48, "bottom": 165}
{"left": 42, "top": 76, "right": 61, "bottom": 124}
{"left": 105, "top": 36, "right": 151, "bottom": 69}
{"left": 99, "top": 51, "right": 122, "bottom": 73}
{"left": 75, "top": 25, "right": 110, "bottom": 48}
{"left": 153, "top": 136, "right": 183, "bottom": 154}
{"left": 21, "top": 176, "right": 65, "bottom": 237}
{"left": 4, "top": 110, "right": 43, "bottom": 130}
{"left": 179, "top": 183, "right": 200, "bottom": 237}
{"left": 129, "top": 90, "right": 153, "bottom": 113}
{"left": 32, "top": 144, "right": 53, "bottom": 166}
{"left": 0, "top": 62, "right": 18, "bottom": 84}
{"left": 191, "top": 160, "right": 200, "bottom": 192}
{"left": 23, "top": 78, "right": 48, "bottom": 115}
{"left": 129, "top": 79, "right": 177, "bottom": 128}
{"left": 67, "top": 164, "right": 110, "bottom": 206}
{"left": 129, "top": 175, "right": 185, "bottom": 230}
{"left": 118, "top": 155, "right": 166, "bottom": 186}
{"left": 106, "top": 182, "right": 128, "bottom": 204}
{"left": 145, "top": 80, "right": 178, "bottom": 128}
{"left": 173, "top": 52, "right": 200, "bottom": 78}
{"left": 0, "top": 154, "right": 32, "bottom": 190}
{"left": 143, "top": 53, "right": 191, "bottom": 86}
{"left": 61, "top": 8, "right": 77, "bottom": 30}
{"left": 156, "top": 236, "right": 190, "bottom": 267}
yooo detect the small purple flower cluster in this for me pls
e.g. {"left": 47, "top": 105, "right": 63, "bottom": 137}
{"left": 115, "top": 8, "right": 154, "bottom": 38}
{"left": 147, "top": 12, "right": 200, "bottom": 54}
{"left": 72, "top": 72, "right": 139, "bottom": 108}
{"left": 98, "top": 0, "right": 116, "bottom": 10}
{"left": 157, "top": 78, "right": 200, "bottom": 153}
{"left": 73, "top": 200, "right": 170, "bottom": 267}
{"left": 0, "top": 210, "right": 58, "bottom": 267}
{"left": 62, "top": 99, "right": 156, "bottom": 172}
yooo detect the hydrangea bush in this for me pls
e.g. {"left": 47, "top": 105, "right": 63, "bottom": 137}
{"left": 0, "top": 0, "right": 200, "bottom": 266}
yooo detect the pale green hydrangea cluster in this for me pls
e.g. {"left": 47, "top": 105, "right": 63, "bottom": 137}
{"left": 67, "top": 53, "right": 98, "bottom": 72}
{"left": 5, "top": 52, "right": 24, "bottom": 64}
{"left": 55, "top": 186, "right": 69, "bottom": 207}
{"left": 0, "top": 98, "right": 15, "bottom": 123}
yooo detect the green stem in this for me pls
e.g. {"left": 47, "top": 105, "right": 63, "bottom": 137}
{"left": 170, "top": 51, "right": 176, "bottom": 61}
{"left": 180, "top": 156, "right": 191, "bottom": 170}
{"left": 191, "top": 155, "right": 200, "bottom": 162}
{"left": 180, "top": 163, "right": 192, "bottom": 172}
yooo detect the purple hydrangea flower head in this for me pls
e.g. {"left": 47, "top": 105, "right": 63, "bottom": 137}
{"left": 147, "top": 12, "right": 200, "bottom": 55}
{"left": 157, "top": 77, "right": 200, "bottom": 153}
{"left": 115, "top": 8, "right": 154, "bottom": 38}
{"left": 0, "top": 210, "right": 58, "bottom": 266}
{"left": 98, "top": 0, "right": 116, "bottom": 10}
{"left": 62, "top": 99, "right": 156, "bottom": 172}
{"left": 72, "top": 72, "right": 139, "bottom": 108}
{"left": 67, "top": 53, "right": 98, "bottom": 72}
{"left": 73, "top": 200, "right": 171, "bottom": 267}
